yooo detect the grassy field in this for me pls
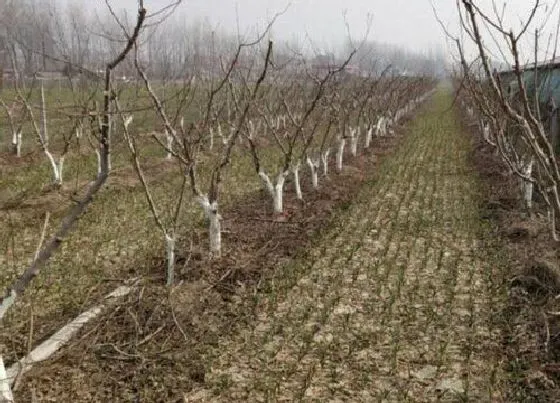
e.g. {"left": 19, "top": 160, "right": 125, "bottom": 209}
{"left": 0, "top": 83, "right": 296, "bottom": 368}
{"left": 2, "top": 86, "right": 516, "bottom": 401}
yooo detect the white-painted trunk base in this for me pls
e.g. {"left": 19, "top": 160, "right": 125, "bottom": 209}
{"left": 306, "top": 157, "right": 320, "bottom": 189}
{"left": 197, "top": 195, "right": 222, "bottom": 257}
{"left": 524, "top": 181, "right": 534, "bottom": 210}
{"left": 95, "top": 149, "right": 102, "bottom": 177}
{"left": 548, "top": 208, "right": 560, "bottom": 241}
{"left": 165, "top": 234, "right": 175, "bottom": 286}
{"left": 292, "top": 164, "right": 303, "bottom": 200}
{"left": 45, "top": 150, "right": 63, "bottom": 186}
{"left": 350, "top": 128, "right": 359, "bottom": 157}
{"left": 365, "top": 127, "right": 373, "bottom": 148}
{"left": 166, "top": 131, "right": 174, "bottom": 160}
{"left": 11, "top": 131, "right": 22, "bottom": 158}
{"left": 336, "top": 138, "right": 346, "bottom": 172}
{"left": 0, "top": 356, "right": 13, "bottom": 402}
{"left": 0, "top": 290, "right": 16, "bottom": 321}
{"left": 208, "top": 212, "right": 221, "bottom": 257}
{"left": 321, "top": 150, "right": 330, "bottom": 176}
{"left": 273, "top": 177, "right": 286, "bottom": 213}
{"left": 57, "top": 158, "right": 64, "bottom": 185}
{"left": 523, "top": 159, "right": 534, "bottom": 210}
{"left": 376, "top": 117, "right": 386, "bottom": 137}
{"left": 311, "top": 170, "right": 318, "bottom": 188}
{"left": 259, "top": 171, "right": 288, "bottom": 214}
{"left": 482, "top": 124, "right": 491, "bottom": 143}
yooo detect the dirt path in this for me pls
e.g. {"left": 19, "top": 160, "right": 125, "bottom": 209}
{"left": 187, "top": 90, "right": 506, "bottom": 402}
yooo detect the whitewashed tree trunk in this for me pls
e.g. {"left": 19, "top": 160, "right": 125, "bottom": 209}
{"left": 273, "top": 173, "right": 287, "bottom": 213}
{"left": 482, "top": 122, "right": 490, "bottom": 143}
{"left": 481, "top": 121, "right": 497, "bottom": 147}
{"left": 208, "top": 208, "right": 221, "bottom": 256}
{"left": 44, "top": 150, "right": 63, "bottom": 186}
{"left": 365, "top": 126, "right": 373, "bottom": 148}
{"left": 523, "top": 158, "right": 534, "bottom": 210}
{"left": 11, "top": 130, "right": 22, "bottom": 157}
{"left": 306, "top": 157, "right": 320, "bottom": 188}
{"left": 217, "top": 123, "right": 226, "bottom": 145}
{"left": 259, "top": 171, "right": 288, "bottom": 214}
{"left": 165, "top": 129, "right": 173, "bottom": 159}
{"left": 248, "top": 119, "right": 255, "bottom": 137}
{"left": 0, "top": 356, "right": 13, "bottom": 402}
{"left": 336, "top": 137, "right": 346, "bottom": 172}
{"left": 383, "top": 117, "right": 388, "bottom": 135}
{"left": 40, "top": 84, "right": 49, "bottom": 146}
{"left": 376, "top": 117, "right": 385, "bottom": 137}
{"left": 197, "top": 195, "right": 222, "bottom": 257}
{"left": 387, "top": 116, "right": 394, "bottom": 132}
{"left": 57, "top": 157, "right": 64, "bottom": 185}
{"left": 165, "top": 234, "right": 175, "bottom": 286}
{"left": 40, "top": 84, "right": 64, "bottom": 186}
{"left": 349, "top": 127, "right": 359, "bottom": 157}
{"left": 292, "top": 162, "right": 303, "bottom": 200}
{"left": 321, "top": 149, "right": 331, "bottom": 176}
{"left": 95, "top": 149, "right": 102, "bottom": 178}
{"left": 106, "top": 111, "right": 113, "bottom": 173}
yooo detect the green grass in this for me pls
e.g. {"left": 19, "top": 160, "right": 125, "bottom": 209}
{"left": 0, "top": 109, "right": 292, "bottom": 366}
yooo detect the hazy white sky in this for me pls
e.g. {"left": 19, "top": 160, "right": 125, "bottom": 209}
{"left": 91, "top": 0, "right": 454, "bottom": 50}
{"left": 76, "top": 0, "right": 558, "bottom": 62}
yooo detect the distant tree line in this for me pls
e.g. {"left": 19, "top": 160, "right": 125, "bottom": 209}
{"left": 0, "top": 0, "right": 447, "bottom": 83}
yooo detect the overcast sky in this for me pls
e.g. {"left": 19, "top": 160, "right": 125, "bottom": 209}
{"left": 77, "top": 0, "right": 558, "bottom": 63}
{"left": 89, "top": 0, "right": 454, "bottom": 50}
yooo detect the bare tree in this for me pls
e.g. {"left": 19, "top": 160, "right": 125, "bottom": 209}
{"left": 132, "top": 18, "right": 274, "bottom": 267}
{"left": 453, "top": 0, "right": 560, "bottom": 240}
{"left": 0, "top": 0, "right": 146, "bottom": 321}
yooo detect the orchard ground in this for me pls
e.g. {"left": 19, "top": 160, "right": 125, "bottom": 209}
{"left": 3, "top": 86, "right": 557, "bottom": 401}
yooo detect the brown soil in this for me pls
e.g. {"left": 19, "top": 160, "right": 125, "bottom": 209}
{"left": 0, "top": 150, "right": 42, "bottom": 168}
{"left": 466, "top": 107, "right": 560, "bottom": 402}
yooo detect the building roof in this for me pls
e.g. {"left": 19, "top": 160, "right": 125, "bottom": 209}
{"left": 497, "top": 56, "right": 560, "bottom": 75}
